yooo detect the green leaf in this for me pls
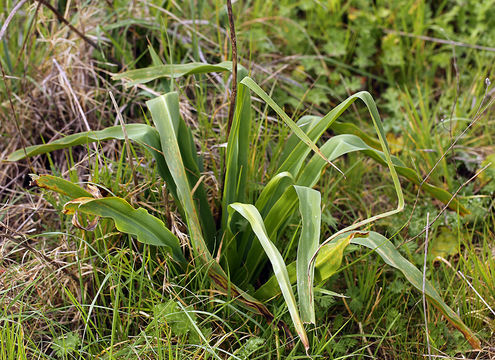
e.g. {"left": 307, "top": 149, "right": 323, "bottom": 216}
{"left": 176, "top": 108, "right": 216, "bottom": 248}
{"left": 255, "top": 172, "right": 294, "bottom": 215}
{"left": 7, "top": 124, "right": 156, "bottom": 161}
{"left": 147, "top": 92, "right": 207, "bottom": 260}
{"left": 64, "top": 196, "right": 185, "bottom": 263}
{"left": 255, "top": 234, "right": 351, "bottom": 300}
{"left": 351, "top": 231, "right": 481, "bottom": 349}
{"left": 30, "top": 174, "right": 92, "bottom": 199}
{"left": 244, "top": 186, "right": 298, "bottom": 283}
{"left": 300, "top": 118, "right": 468, "bottom": 214}
{"left": 113, "top": 61, "right": 237, "bottom": 86}
{"left": 6, "top": 124, "right": 181, "bottom": 200}
{"left": 222, "top": 76, "right": 252, "bottom": 229}
{"left": 146, "top": 93, "right": 277, "bottom": 328}
{"left": 294, "top": 185, "right": 321, "bottom": 324}
{"left": 240, "top": 77, "right": 344, "bottom": 177}
{"left": 230, "top": 172, "right": 294, "bottom": 284}
{"left": 228, "top": 203, "right": 309, "bottom": 352}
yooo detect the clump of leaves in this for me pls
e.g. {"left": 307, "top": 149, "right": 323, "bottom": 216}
{"left": 52, "top": 332, "right": 81, "bottom": 359}
{"left": 7, "top": 60, "right": 480, "bottom": 352}
{"left": 154, "top": 300, "right": 203, "bottom": 343}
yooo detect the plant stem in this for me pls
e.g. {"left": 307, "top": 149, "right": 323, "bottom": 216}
{"left": 226, "top": 0, "right": 237, "bottom": 138}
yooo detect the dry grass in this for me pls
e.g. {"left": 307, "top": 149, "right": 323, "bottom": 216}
{"left": 0, "top": 6, "right": 114, "bottom": 354}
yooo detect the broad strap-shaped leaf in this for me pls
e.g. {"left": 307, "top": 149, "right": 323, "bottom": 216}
{"left": 221, "top": 68, "right": 252, "bottom": 230}
{"left": 297, "top": 134, "right": 468, "bottom": 214}
{"left": 176, "top": 109, "right": 216, "bottom": 248}
{"left": 113, "top": 61, "right": 235, "bottom": 86}
{"left": 228, "top": 203, "right": 309, "bottom": 352}
{"left": 240, "top": 77, "right": 344, "bottom": 177}
{"left": 30, "top": 174, "right": 93, "bottom": 199}
{"left": 255, "top": 172, "right": 294, "bottom": 216}
{"left": 281, "top": 112, "right": 467, "bottom": 214}
{"left": 350, "top": 231, "right": 481, "bottom": 349}
{"left": 243, "top": 186, "right": 298, "bottom": 284}
{"left": 30, "top": 174, "right": 185, "bottom": 263}
{"left": 6, "top": 124, "right": 182, "bottom": 201}
{"left": 331, "top": 120, "right": 381, "bottom": 148}
{"left": 255, "top": 234, "right": 351, "bottom": 301}
{"left": 230, "top": 172, "right": 295, "bottom": 284}
{"left": 146, "top": 93, "right": 279, "bottom": 333}
{"left": 294, "top": 186, "right": 320, "bottom": 324}
{"left": 7, "top": 124, "right": 158, "bottom": 161}
{"left": 64, "top": 197, "right": 186, "bottom": 263}
{"left": 147, "top": 93, "right": 207, "bottom": 259}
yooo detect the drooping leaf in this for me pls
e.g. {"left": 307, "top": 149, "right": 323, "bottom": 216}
{"left": 350, "top": 231, "right": 481, "bottom": 349}
{"left": 240, "top": 77, "right": 344, "bottom": 177}
{"left": 7, "top": 124, "right": 157, "bottom": 161}
{"left": 283, "top": 114, "right": 467, "bottom": 214}
{"left": 298, "top": 133, "right": 468, "bottom": 214}
{"left": 294, "top": 185, "right": 321, "bottom": 324}
{"left": 63, "top": 196, "right": 185, "bottom": 263}
{"left": 6, "top": 124, "right": 181, "bottom": 200}
{"left": 231, "top": 172, "right": 294, "bottom": 284}
{"left": 228, "top": 203, "right": 309, "bottom": 352}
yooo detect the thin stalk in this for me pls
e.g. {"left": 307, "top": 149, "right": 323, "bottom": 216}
{"left": 109, "top": 91, "right": 139, "bottom": 189}
{"left": 226, "top": 0, "right": 237, "bottom": 137}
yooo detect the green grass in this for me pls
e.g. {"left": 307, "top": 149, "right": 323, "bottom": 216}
{"left": 1, "top": 1, "right": 495, "bottom": 359}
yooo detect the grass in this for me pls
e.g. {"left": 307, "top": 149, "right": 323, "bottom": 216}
{"left": 1, "top": 1, "right": 495, "bottom": 359}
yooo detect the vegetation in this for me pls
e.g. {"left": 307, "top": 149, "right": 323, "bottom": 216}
{"left": 1, "top": 1, "right": 494, "bottom": 359}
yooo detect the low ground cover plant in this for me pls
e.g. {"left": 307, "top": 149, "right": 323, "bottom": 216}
{"left": 7, "top": 59, "right": 480, "bottom": 353}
